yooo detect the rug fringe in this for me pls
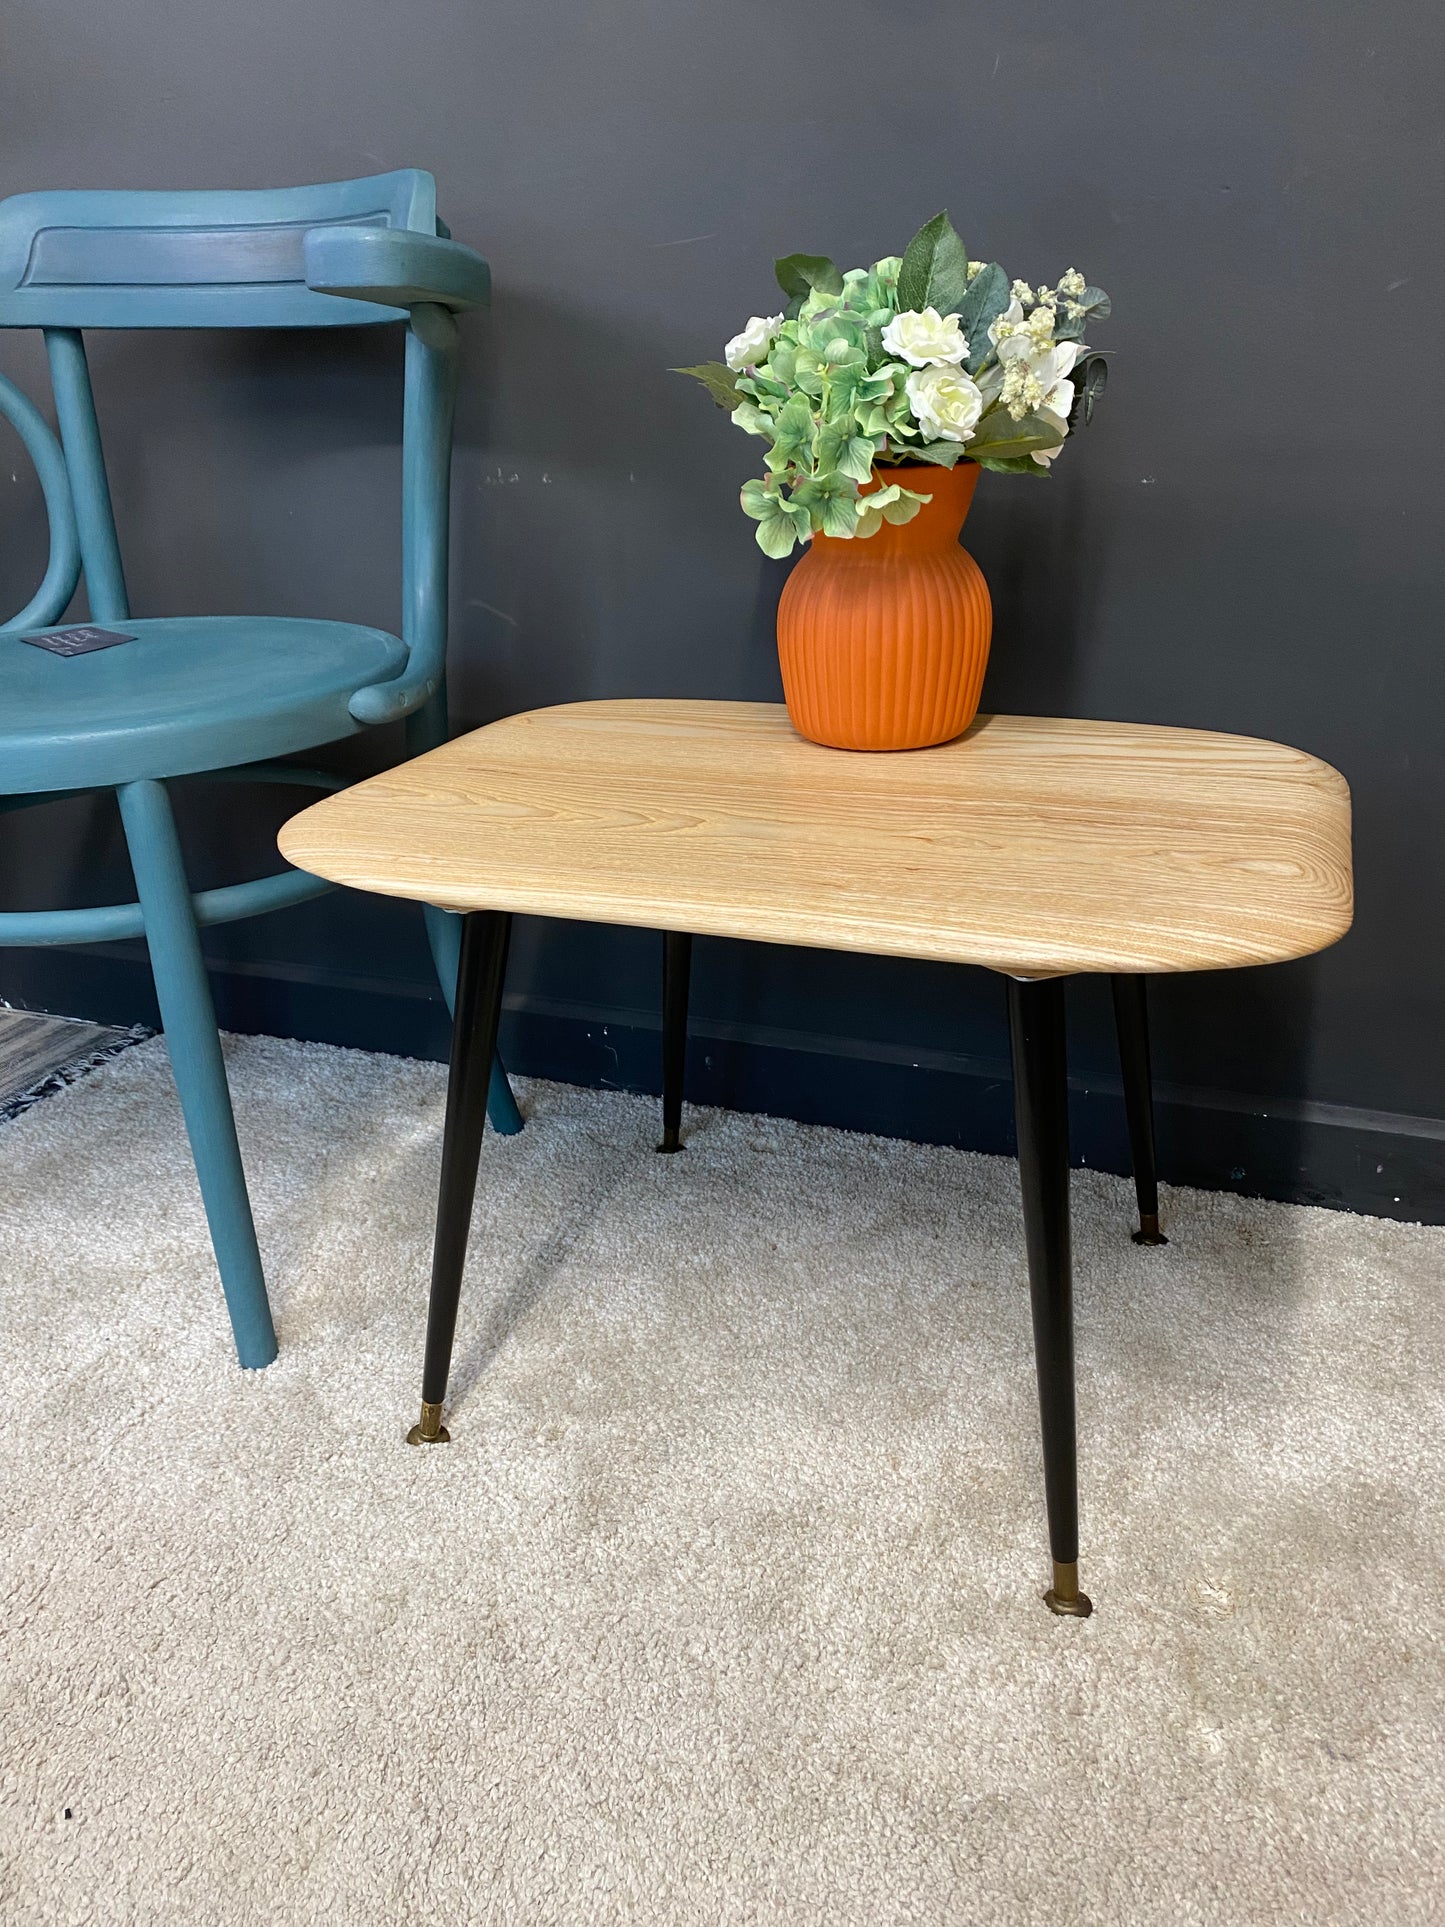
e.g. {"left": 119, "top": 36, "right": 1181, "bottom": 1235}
{"left": 0, "top": 1024, "right": 155, "bottom": 1125}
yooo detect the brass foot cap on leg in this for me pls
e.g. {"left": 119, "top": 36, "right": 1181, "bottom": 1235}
{"left": 405, "top": 1400, "right": 451, "bottom": 1446}
{"left": 1132, "top": 1213, "right": 1169, "bottom": 1247}
{"left": 1043, "top": 1561, "right": 1094, "bottom": 1618}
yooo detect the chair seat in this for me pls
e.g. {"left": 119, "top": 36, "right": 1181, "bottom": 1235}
{"left": 1, "top": 616, "right": 408, "bottom": 793}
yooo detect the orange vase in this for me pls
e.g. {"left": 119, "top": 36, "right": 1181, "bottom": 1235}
{"left": 776, "top": 462, "right": 991, "bottom": 751}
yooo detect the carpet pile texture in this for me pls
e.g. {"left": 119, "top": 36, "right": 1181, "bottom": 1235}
{"left": 1, "top": 1033, "right": 1441, "bottom": 1925}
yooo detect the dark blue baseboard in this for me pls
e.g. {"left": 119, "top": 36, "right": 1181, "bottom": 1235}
{"left": 8, "top": 943, "right": 1445, "bottom": 1225}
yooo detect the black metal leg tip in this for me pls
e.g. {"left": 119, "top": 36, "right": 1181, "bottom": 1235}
{"left": 405, "top": 1400, "right": 450, "bottom": 1446}
{"left": 656, "top": 1131, "right": 684, "bottom": 1155}
{"left": 1132, "top": 1213, "right": 1168, "bottom": 1247}
{"left": 1042, "top": 1562, "right": 1094, "bottom": 1618}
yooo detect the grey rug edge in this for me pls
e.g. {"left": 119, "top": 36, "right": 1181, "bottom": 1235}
{"left": 0, "top": 1022, "right": 155, "bottom": 1125}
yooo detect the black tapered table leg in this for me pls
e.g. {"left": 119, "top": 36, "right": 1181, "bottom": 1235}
{"left": 407, "top": 909, "right": 512, "bottom": 1445}
{"left": 1007, "top": 975, "right": 1093, "bottom": 1618}
{"left": 658, "top": 930, "right": 692, "bottom": 1154}
{"left": 1111, "top": 973, "right": 1168, "bottom": 1246}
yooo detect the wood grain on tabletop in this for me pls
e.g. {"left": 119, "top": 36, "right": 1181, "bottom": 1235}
{"left": 277, "top": 700, "right": 1353, "bottom": 977}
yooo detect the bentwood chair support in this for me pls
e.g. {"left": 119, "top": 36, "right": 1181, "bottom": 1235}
{"left": 0, "top": 172, "right": 520, "bottom": 1367}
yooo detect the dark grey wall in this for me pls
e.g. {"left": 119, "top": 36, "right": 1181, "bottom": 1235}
{"left": 3, "top": 1, "right": 1444, "bottom": 1215}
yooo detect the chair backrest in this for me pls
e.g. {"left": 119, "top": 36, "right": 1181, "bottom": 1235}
{"left": 0, "top": 171, "right": 460, "bottom": 709}
{"left": 0, "top": 171, "right": 437, "bottom": 330}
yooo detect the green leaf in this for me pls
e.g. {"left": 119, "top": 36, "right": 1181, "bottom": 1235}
{"left": 774, "top": 253, "right": 844, "bottom": 317}
{"left": 755, "top": 510, "right": 804, "bottom": 558}
{"left": 855, "top": 482, "right": 931, "bottom": 537}
{"left": 956, "top": 263, "right": 1010, "bottom": 372}
{"left": 976, "top": 455, "right": 1051, "bottom": 477}
{"left": 767, "top": 340, "right": 797, "bottom": 384}
{"left": 890, "top": 440, "right": 968, "bottom": 468}
{"left": 730, "top": 400, "right": 772, "bottom": 439}
{"left": 968, "top": 409, "right": 1065, "bottom": 462}
{"left": 897, "top": 211, "right": 970, "bottom": 318}
{"left": 792, "top": 469, "right": 860, "bottom": 539}
{"left": 673, "top": 361, "right": 745, "bottom": 411}
{"left": 837, "top": 435, "right": 878, "bottom": 483}
{"left": 1069, "top": 352, "right": 1108, "bottom": 428}
{"left": 792, "top": 349, "right": 826, "bottom": 398}
{"left": 819, "top": 492, "right": 860, "bottom": 539}
{"left": 740, "top": 477, "right": 775, "bottom": 521}
{"left": 770, "top": 392, "right": 816, "bottom": 458}
{"left": 1054, "top": 285, "right": 1111, "bottom": 342}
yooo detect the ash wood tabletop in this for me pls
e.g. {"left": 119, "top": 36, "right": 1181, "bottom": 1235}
{"left": 278, "top": 700, "right": 1353, "bottom": 978}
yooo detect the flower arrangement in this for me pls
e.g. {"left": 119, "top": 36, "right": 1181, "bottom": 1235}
{"left": 678, "top": 211, "right": 1110, "bottom": 557}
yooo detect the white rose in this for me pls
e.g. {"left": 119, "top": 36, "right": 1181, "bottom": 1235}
{"left": 724, "top": 313, "right": 783, "bottom": 371}
{"left": 880, "top": 306, "right": 969, "bottom": 368}
{"left": 905, "top": 365, "right": 984, "bottom": 443}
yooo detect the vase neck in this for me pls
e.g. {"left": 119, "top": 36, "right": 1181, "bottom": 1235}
{"left": 815, "top": 460, "right": 979, "bottom": 556}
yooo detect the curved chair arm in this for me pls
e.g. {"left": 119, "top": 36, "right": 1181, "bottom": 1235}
{"left": 0, "top": 372, "right": 82, "bottom": 634}
{"left": 303, "top": 227, "right": 490, "bottom": 313}
{"left": 348, "top": 664, "right": 440, "bottom": 726}
{"left": 306, "top": 224, "right": 488, "bottom": 728}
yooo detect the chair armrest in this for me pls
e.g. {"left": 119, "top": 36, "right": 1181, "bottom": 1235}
{"left": 303, "top": 227, "right": 490, "bottom": 313}
{"left": 348, "top": 663, "right": 440, "bottom": 726}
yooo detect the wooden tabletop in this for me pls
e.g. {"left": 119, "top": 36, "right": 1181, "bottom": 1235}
{"left": 278, "top": 700, "right": 1353, "bottom": 977}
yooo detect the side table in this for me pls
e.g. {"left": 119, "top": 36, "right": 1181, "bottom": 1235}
{"left": 279, "top": 701, "right": 1352, "bottom": 1615}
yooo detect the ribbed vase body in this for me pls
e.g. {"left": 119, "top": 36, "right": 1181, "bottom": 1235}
{"left": 776, "top": 462, "right": 992, "bottom": 751}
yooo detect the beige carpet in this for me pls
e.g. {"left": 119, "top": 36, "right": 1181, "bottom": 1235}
{"left": 1, "top": 1034, "right": 1441, "bottom": 1926}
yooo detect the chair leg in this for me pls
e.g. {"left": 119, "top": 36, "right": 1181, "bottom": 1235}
{"left": 116, "top": 779, "right": 277, "bottom": 1369}
{"left": 1111, "top": 974, "right": 1167, "bottom": 1246}
{"left": 423, "top": 902, "right": 522, "bottom": 1136}
{"left": 658, "top": 930, "right": 692, "bottom": 1153}
{"left": 408, "top": 910, "right": 512, "bottom": 1445}
{"left": 1006, "top": 975, "right": 1092, "bottom": 1619}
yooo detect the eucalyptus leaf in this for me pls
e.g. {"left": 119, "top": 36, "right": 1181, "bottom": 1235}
{"left": 774, "top": 252, "right": 844, "bottom": 317}
{"left": 1069, "top": 352, "right": 1108, "bottom": 428}
{"left": 1055, "top": 285, "right": 1110, "bottom": 342}
{"left": 897, "top": 211, "right": 970, "bottom": 319}
{"left": 956, "top": 263, "right": 1010, "bottom": 372}
{"left": 673, "top": 361, "right": 744, "bottom": 412}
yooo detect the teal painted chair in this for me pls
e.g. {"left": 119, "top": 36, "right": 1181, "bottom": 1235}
{"left": 0, "top": 171, "right": 521, "bottom": 1369}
